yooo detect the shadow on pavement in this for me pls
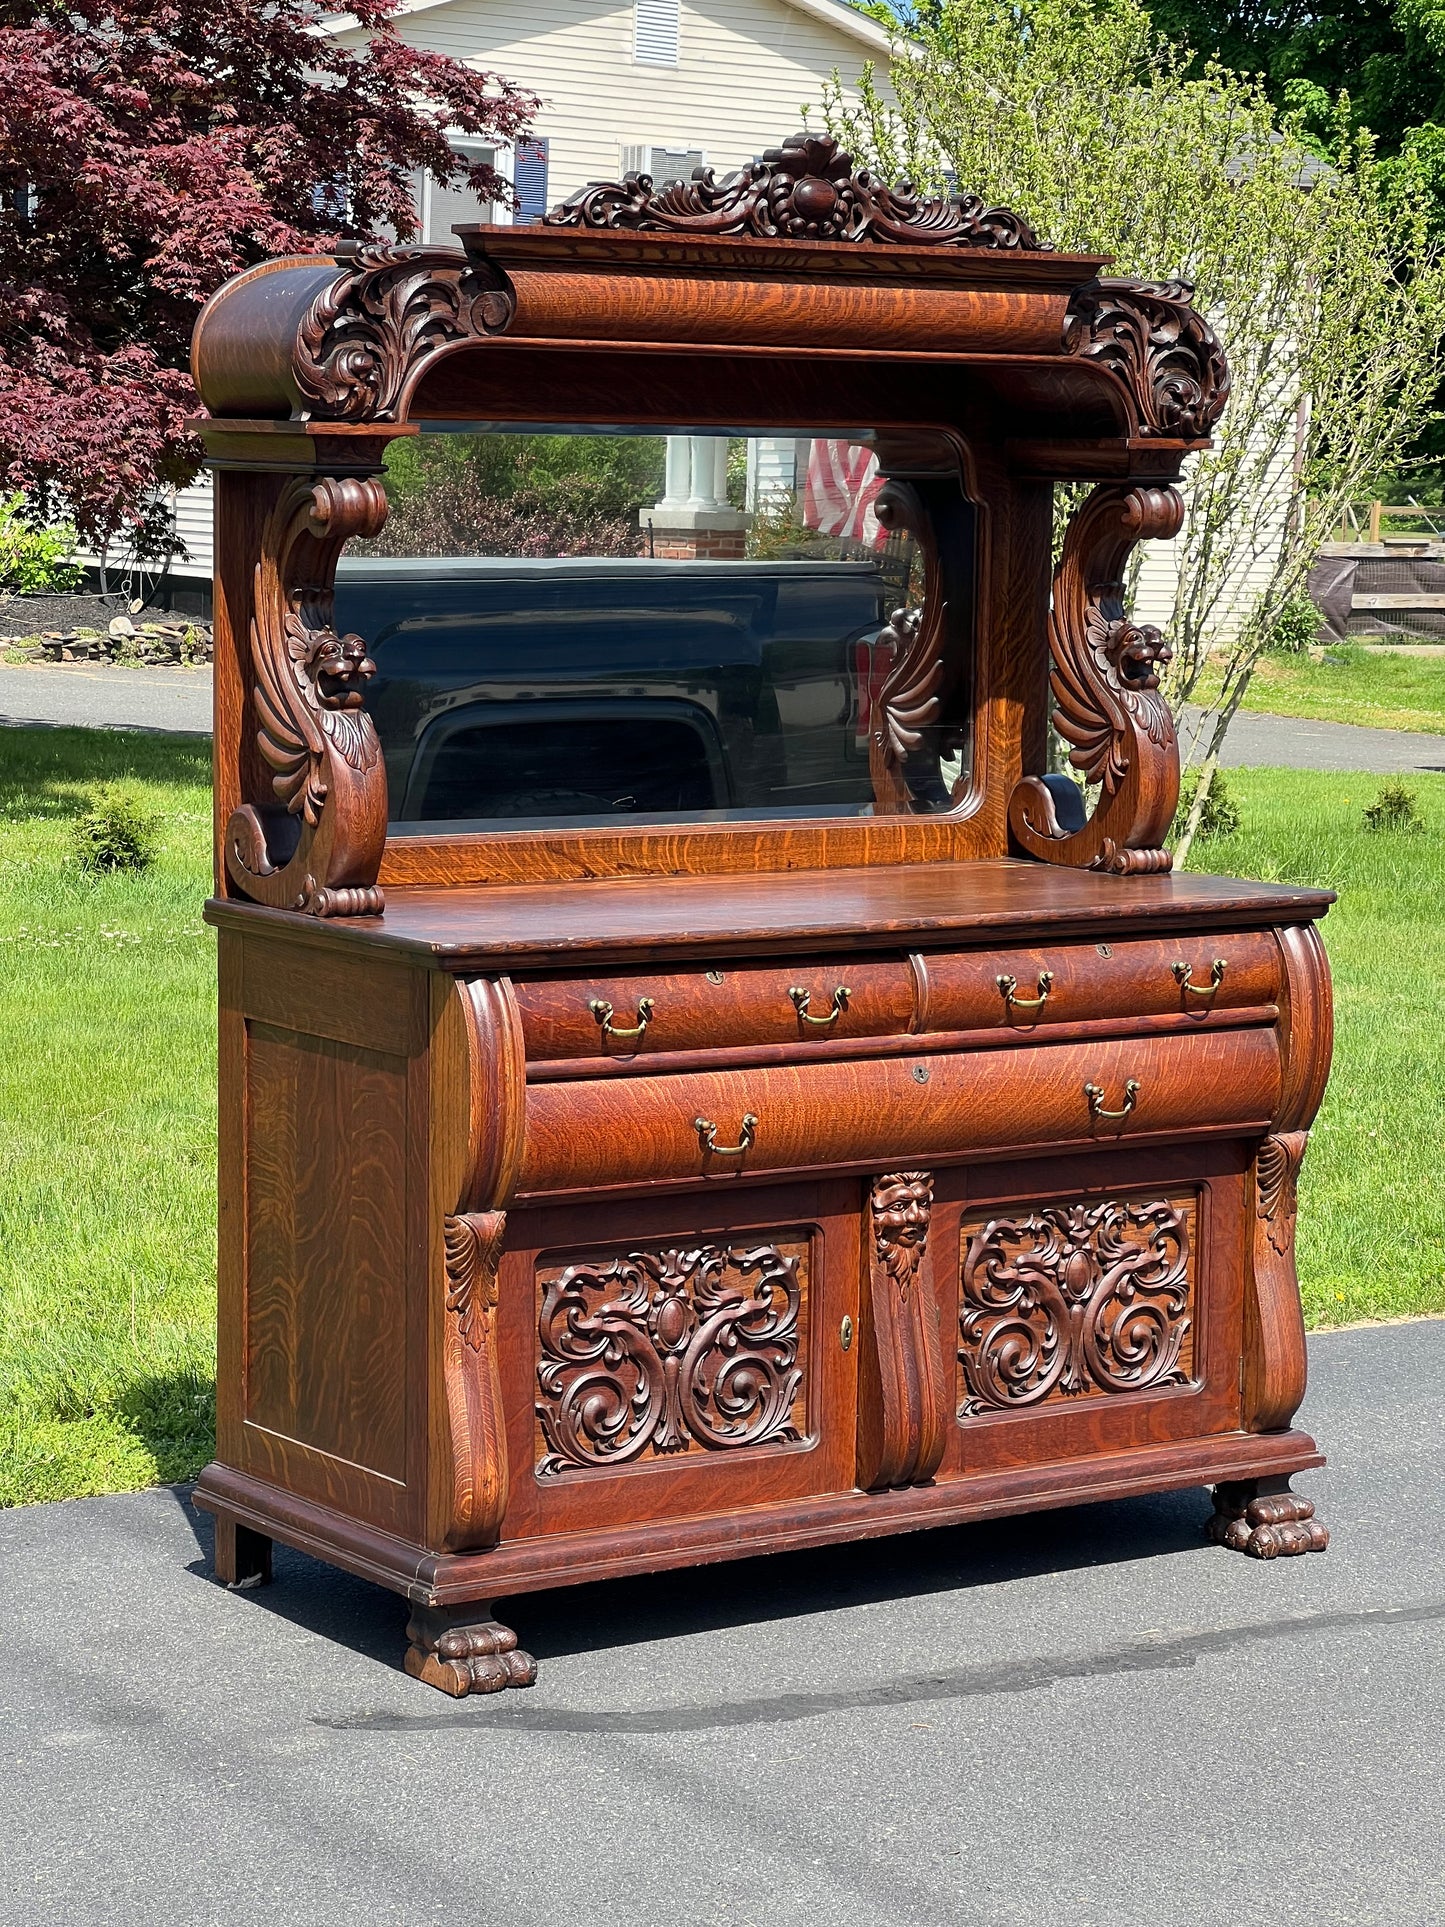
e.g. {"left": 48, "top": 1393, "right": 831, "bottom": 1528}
{"left": 170, "top": 1478, "right": 1212, "bottom": 1682}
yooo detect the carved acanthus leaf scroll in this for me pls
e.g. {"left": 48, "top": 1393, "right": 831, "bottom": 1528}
{"left": 1257, "top": 1130, "right": 1307, "bottom": 1257}
{"left": 959, "top": 1197, "right": 1194, "bottom": 1414}
{"left": 547, "top": 131, "right": 1045, "bottom": 250}
{"left": 1064, "top": 279, "right": 1231, "bottom": 442}
{"left": 445, "top": 1211, "right": 505, "bottom": 1351}
{"left": 535, "top": 1243, "right": 806, "bottom": 1477}
{"left": 1008, "top": 484, "right": 1182, "bottom": 876}
{"left": 224, "top": 475, "right": 389, "bottom": 917}
{"left": 293, "top": 244, "right": 514, "bottom": 422}
{"left": 862, "top": 1173, "right": 947, "bottom": 1490}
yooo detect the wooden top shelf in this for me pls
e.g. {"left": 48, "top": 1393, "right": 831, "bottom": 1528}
{"left": 204, "top": 859, "right": 1333, "bottom": 972}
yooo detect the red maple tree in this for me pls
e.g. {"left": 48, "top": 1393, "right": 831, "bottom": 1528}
{"left": 0, "top": 1, "right": 536, "bottom": 555}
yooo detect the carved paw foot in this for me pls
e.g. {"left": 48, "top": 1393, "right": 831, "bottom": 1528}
{"left": 1208, "top": 1479, "right": 1329, "bottom": 1559}
{"left": 404, "top": 1604, "right": 538, "bottom": 1697}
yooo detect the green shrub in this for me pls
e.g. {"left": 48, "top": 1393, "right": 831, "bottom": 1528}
{"left": 1174, "top": 767, "right": 1242, "bottom": 840}
{"left": 1362, "top": 778, "right": 1425, "bottom": 833}
{"left": 1266, "top": 593, "right": 1324, "bottom": 654}
{"left": 72, "top": 786, "right": 160, "bottom": 873}
{"left": 0, "top": 491, "right": 82, "bottom": 597}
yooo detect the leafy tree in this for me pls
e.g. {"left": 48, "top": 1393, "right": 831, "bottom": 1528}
{"left": 0, "top": 1, "right": 536, "bottom": 556}
{"left": 825, "top": 0, "right": 1445, "bottom": 863}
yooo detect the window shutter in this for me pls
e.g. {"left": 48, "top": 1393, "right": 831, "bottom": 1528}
{"left": 634, "top": 0, "right": 680, "bottom": 65}
{"left": 425, "top": 145, "right": 496, "bottom": 244}
{"left": 513, "top": 138, "right": 550, "bottom": 226}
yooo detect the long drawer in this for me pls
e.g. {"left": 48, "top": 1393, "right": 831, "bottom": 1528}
{"left": 513, "top": 954, "right": 916, "bottom": 1059}
{"left": 517, "top": 1026, "right": 1282, "bottom": 1194}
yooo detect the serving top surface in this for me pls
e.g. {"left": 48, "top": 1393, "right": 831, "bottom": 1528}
{"left": 204, "top": 858, "right": 1332, "bottom": 971}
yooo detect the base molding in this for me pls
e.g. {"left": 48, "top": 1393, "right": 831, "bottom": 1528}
{"left": 195, "top": 1426, "right": 1324, "bottom": 1610}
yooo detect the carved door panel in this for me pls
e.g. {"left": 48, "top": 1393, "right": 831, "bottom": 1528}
{"left": 931, "top": 1143, "right": 1248, "bottom": 1477}
{"left": 496, "top": 1179, "right": 860, "bottom": 1540}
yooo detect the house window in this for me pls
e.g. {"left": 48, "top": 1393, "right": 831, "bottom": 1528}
{"left": 620, "top": 144, "right": 705, "bottom": 185}
{"left": 513, "top": 138, "right": 550, "bottom": 226}
{"left": 634, "top": 0, "right": 680, "bottom": 65}
{"left": 423, "top": 144, "right": 497, "bottom": 244}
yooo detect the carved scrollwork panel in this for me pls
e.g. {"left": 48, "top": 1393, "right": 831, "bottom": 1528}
{"left": 958, "top": 1195, "right": 1195, "bottom": 1416}
{"left": 224, "top": 474, "right": 390, "bottom": 917}
{"left": 546, "top": 131, "right": 1044, "bottom": 250}
{"left": 1008, "top": 483, "right": 1182, "bottom": 876}
{"left": 535, "top": 1240, "right": 808, "bottom": 1477}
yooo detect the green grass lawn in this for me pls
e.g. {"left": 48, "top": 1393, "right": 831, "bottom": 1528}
{"left": 1229, "top": 640, "right": 1445, "bottom": 734}
{"left": 0, "top": 729, "right": 216, "bottom": 1508}
{"left": 0, "top": 732, "right": 1441, "bottom": 1508}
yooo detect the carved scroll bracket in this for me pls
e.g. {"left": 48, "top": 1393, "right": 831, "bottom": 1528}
{"left": 436, "top": 976, "right": 526, "bottom": 1552}
{"left": 860, "top": 1172, "right": 947, "bottom": 1489}
{"left": 294, "top": 244, "right": 515, "bottom": 422}
{"left": 869, "top": 481, "right": 945, "bottom": 812}
{"left": 1008, "top": 484, "right": 1182, "bottom": 875}
{"left": 1064, "top": 279, "right": 1231, "bottom": 442}
{"left": 225, "top": 474, "right": 389, "bottom": 918}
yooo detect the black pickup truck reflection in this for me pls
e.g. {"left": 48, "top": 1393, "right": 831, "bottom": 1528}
{"left": 333, "top": 555, "right": 948, "bottom": 832}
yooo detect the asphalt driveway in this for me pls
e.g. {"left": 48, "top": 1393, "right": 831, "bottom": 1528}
{"left": 0, "top": 1318, "right": 1441, "bottom": 1926}
{"left": 5, "top": 661, "right": 1445, "bottom": 771}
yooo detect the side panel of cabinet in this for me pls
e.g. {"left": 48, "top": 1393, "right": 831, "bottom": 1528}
{"left": 217, "top": 931, "right": 430, "bottom": 1535}
{"left": 930, "top": 1143, "right": 1248, "bottom": 1477}
{"left": 496, "top": 1180, "right": 861, "bottom": 1540}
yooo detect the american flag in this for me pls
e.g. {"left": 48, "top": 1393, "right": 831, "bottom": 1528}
{"left": 802, "top": 439, "right": 884, "bottom": 545}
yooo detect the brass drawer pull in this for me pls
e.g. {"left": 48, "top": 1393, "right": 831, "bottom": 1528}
{"left": 1085, "top": 1078, "right": 1140, "bottom": 1120}
{"left": 694, "top": 1112, "right": 758, "bottom": 1157}
{"left": 998, "top": 969, "right": 1054, "bottom": 1013}
{"left": 1172, "top": 958, "right": 1227, "bottom": 998}
{"left": 589, "top": 995, "right": 654, "bottom": 1042}
{"left": 789, "top": 984, "right": 851, "bottom": 1026}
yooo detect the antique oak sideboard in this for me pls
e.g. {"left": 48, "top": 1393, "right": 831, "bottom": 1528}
{"left": 191, "top": 133, "right": 1331, "bottom": 1697}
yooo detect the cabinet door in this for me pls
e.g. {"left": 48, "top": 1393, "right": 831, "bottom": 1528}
{"left": 496, "top": 1179, "right": 860, "bottom": 1540}
{"left": 931, "top": 1143, "right": 1248, "bottom": 1477}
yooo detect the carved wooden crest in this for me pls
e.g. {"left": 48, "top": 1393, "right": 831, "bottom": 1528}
{"left": 547, "top": 130, "right": 1044, "bottom": 249}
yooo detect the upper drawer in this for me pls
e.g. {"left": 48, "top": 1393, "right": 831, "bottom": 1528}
{"left": 518, "top": 1026, "right": 1282, "bottom": 1195}
{"left": 512, "top": 954, "right": 916, "bottom": 1061}
{"left": 920, "top": 931, "right": 1281, "bottom": 1035}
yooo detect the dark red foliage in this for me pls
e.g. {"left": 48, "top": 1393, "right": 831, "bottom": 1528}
{"left": 0, "top": 1, "right": 537, "bottom": 552}
{"left": 364, "top": 472, "right": 641, "bottom": 561}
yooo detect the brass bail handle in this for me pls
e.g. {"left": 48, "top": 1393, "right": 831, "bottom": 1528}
{"left": 694, "top": 1112, "right": 759, "bottom": 1157}
{"left": 1173, "top": 958, "right": 1227, "bottom": 998}
{"left": 998, "top": 969, "right": 1054, "bottom": 1013}
{"left": 1085, "top": 1077, "right": 1140, "bottom": 1120}
{"left": 590, "top": 995, "right": 654, "bottom": 1042}
{"left": 789, "top": 984, "right": 851, "bottom": 1026}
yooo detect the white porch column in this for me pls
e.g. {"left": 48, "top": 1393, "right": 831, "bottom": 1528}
{"left": 659, "top": 434, "right": 692, "bottom": 510}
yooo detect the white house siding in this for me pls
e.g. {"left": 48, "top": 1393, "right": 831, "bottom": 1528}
{"left": 337, "top": 0, "right": 890, "bottom": 210}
